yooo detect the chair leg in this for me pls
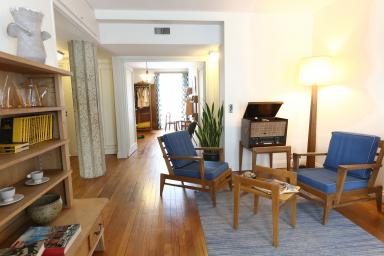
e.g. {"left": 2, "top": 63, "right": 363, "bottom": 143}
{"left": 376, "top": 186, "right": 383, "bottom": 213}
{"left": 228, "top": 178, "right": 232, "bottom": 191}
{"left": 290, "top": 195, "right": 296, "bottom": 228}
{"left": 160, "top": 174, "right": 166, "bottom": 197}
{"left": 253, "top": 195, "right": 259, "bottom": 214}
{"left": 322, "top": 197, "right": 332, "bottom": 225}
{"left": 272, "top": 195, "right": 279, "bottom": 247}
{"left": 210, "top": 183, "right": 217, "bottom": 207}
{"left": 233, "top": 180, "right": 240, "bottom": 229}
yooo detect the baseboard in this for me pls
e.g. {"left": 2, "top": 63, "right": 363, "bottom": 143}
{"left": 104, "top": 145, "right": 117, "bottom": 155}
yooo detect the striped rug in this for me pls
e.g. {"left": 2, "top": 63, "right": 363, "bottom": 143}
{"left": 195, "top": 191, "right": 384, "bottom": 255}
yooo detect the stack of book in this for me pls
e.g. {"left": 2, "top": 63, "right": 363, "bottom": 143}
{"left": 0, "top": 224, "right": 81, "bottom": 256}
{"left": 0, "top": 114, "right": 53, "bottom": 145}
{"left": 0, "top": 143, "right": 29, "bottom": 154}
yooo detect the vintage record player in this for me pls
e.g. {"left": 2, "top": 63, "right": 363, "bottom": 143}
{"left": 241, "top": 102, "right": 288, "bottom": 148}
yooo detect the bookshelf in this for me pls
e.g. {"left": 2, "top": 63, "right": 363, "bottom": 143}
{"left": 0, "top": 52, "right": 107, "bottom": 255}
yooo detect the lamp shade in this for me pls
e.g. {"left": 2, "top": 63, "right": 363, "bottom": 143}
{"left": 299, "top": 56, "right": 335, "bottom": 86}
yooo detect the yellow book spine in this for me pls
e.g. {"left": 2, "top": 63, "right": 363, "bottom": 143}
{"left": 12, "top": 118, "right": 22, "bottom": 143}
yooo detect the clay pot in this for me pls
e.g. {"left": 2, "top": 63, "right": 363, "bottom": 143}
{"left": 27, "top": 194, "right": 62, "bottom": 225}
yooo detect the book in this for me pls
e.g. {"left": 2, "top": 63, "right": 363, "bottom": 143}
{"left": 0, "top": 241, "right": 44, "bottom": 256}
{"left": 253, "top": 179, "right": 300, "bottom": 195}
{"left": 12, "top": 225, "right": 81, "bottom": 256}
{"left": 0, "top": 143, "right": 29, "bottom": 154}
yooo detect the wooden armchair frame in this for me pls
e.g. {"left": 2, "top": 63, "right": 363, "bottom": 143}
{"left": 293, "top": 140, "right": 384, "bottom": 225}
{"left": 233, "top": 166, "right": 297, "bottom": 247}
{"left": 158, "top": 136, "right": 232, "bottom": 207}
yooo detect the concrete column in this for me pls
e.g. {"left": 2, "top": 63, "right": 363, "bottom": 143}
{"left": 68, "top": 40, "right": 106, "bottom": 178}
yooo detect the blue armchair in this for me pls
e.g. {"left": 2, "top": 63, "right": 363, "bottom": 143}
{"left": 158, "top": 131, "right": 232, "bottom": 207}
{"left": 293, "top": 132, "right": 384, "bottom": 224}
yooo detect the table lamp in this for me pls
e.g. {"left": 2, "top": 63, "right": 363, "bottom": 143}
{"left": 299, "top": 56, "right": 335, "bottom": 167}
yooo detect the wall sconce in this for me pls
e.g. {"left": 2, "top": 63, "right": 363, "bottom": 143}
{"left": 57, "top": 50, "right": 65, "bottom": 61}
{"left": 208, "top": 51, "right": 219, "bottom": 61}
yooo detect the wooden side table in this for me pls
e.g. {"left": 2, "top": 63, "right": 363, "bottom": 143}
{"left": 239, "top": 141, "right": 291, "bottom": 172}
{"left": 232, "top": 169, "right": 297, "bottom": 247}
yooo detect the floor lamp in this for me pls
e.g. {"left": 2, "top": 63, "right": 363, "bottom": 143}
{"left": 299, "top": 56, "right": 335, "bottom": 168}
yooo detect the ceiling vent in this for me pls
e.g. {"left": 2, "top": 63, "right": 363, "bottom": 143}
{"left": 154, "top": 27, "right": 171, "bottom": 35}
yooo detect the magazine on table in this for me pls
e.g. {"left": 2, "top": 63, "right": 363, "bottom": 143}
{"left": 253, "top": 179, "right": 300, "bottom": 195}
{"left": 0, "top": 241, "right": 44, "bottom": 256}
{"left": 9, "top": 224, "right": 81, "bottom": 256}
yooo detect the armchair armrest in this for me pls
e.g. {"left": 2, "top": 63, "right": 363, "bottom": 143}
{"left": 334, "top": 163, "right": 380, "bottom": 204}
{"left": 292, "top": 152, "right": 327, "bottom": 170}
{"left": 338, "top": 163, "right": 379, "bottom": 171}
{"left": 168, "top": 155, "right": 205, "bottom": 180}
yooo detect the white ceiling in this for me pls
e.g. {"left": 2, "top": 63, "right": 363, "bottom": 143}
{"left": 127, "top": 61, "right": 197, "bottom": 69}
{"left": 102, "top": 44, "right": 219, "bottom": 56}
{"left": 89, "top": 0, "right": 336, "bottom": 12}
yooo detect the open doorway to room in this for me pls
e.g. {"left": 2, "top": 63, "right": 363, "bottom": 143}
{"left": 126, "top": 61, "right": 204, "bottom": 137}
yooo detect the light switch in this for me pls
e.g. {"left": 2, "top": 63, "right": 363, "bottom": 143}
{"left": 229, "top": 104, "right": 233, "bottom": 113}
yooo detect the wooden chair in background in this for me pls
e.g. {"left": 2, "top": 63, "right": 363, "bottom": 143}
{"left": 233, "top": 166, "right": 297, "bottom": 247}
{"left": 158, "top": 131, "right": 232, "bottom": 206}
{"left": 293, "top": 131, "right": 384, "bottom": 224}
{"left": 164, "top": 112, "right": 178, "bottom": 131}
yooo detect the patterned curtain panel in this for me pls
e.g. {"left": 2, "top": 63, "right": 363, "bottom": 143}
{"left": 154, "top": 73, "right": 161, "bottom": 129}
{"left": 182, "top": 72, "right": 189, "bottom": 120}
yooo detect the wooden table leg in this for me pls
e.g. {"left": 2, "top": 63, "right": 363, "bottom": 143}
{"left": 233, "top": 178, "right": 240, "bottom": 229}
{"left": 272, "top": 192, "right": 279, "bottom": 247}
{"left": 252, "top": 152, "right": 257, "bottom": 172}
{"left": 239, "top": 141, "right": 243, "bottom": 172}
{"left": 269, "top": 152, "right": 273, "bottom": 168}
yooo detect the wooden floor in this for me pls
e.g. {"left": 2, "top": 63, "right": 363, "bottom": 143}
{"left": 71, "top": 131, "right": 384, "bottom": 256}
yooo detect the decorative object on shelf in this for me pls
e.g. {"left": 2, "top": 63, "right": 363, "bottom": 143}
{"left": 0, "top": 75, "right": 9, "bottom": 108}
{"left": 25, "top": 176, "right": 49, "bottom": 186}
{"left": 0, "top": 114, "right": 53, "bottom": 144}
{"left": 298, "top": 56, "right": 335, "bottom": 167}
{"left": 195, "top": 102, "right": 224, "bottom": 161}
{"left": 26, "top": 170, "right": 43, "bottom": 183}
{"left": 7, "top": 7, "right": 51, "bottom": 63}
{"left": 27, "top": 194, "right": 63, "bottom": 225}
{"left": 0, "top": 187, "right": 24, "bottom": 206}
{"left": 0, "top": 143, "right": 29, "bottom": 153}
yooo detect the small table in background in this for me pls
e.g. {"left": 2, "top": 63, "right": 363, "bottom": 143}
{"left": 239, "top": 141, "right": 291, "bottom": 172}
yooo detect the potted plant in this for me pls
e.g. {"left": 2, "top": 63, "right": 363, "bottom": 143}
{"left": 195, "top": 102, "right": 224, "bottom": 161}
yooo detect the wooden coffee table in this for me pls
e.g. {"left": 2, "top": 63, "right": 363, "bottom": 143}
{"left": 232, "top": 168, "right": 297, "bottom": 247}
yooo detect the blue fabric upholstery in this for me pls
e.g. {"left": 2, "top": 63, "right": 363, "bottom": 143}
{"left": 298, "top": 168, "right": 368, "bottom": 194}
{"left": 174, "top": 161, "right": 229, "bottom": 180}
{"left": 324, "top": 131, "right": 380, "bottom": 179}
{"left": 162, "top": 131, "right": 197, "bottom": 168}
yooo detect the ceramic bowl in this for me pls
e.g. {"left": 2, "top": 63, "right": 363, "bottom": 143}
{"left": 27, "top": 194, "right": 63, "bottom": 225}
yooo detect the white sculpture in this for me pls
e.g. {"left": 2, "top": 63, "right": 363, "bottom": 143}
{"left": 7, "top": 7, "right": 51, "bottom": 63}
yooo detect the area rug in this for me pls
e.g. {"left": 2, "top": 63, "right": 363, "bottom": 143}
{"left": 195, "top": 191, "right": 384, "bottom": 255}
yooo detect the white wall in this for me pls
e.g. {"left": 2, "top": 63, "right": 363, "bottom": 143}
{"left": 99, "top": 23, "right": 221, "bottom": 45}
{"left": 0, "top": 0, "right": 58, "bottom": 67}
{"left": 312, "top": 0, "right": 384, "bottom": 185}
{"left": 223, "top": 13, "right": 313, "bottom": 169}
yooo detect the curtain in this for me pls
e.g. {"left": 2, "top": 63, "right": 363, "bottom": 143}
{"left": 154, "top": 73, "right": 161, "bottom": 129}
{"left": 181, "top": 72, "right": 189, "bottom": 120}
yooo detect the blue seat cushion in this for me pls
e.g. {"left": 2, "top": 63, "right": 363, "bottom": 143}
{"left": 324, "top": 131, "right": 380, "bottom": 179}
{"left": 162, "top": 131, "right": 197, "bottom": 168}
{"left": 174, "top": 161, "right": 229, "bottom": 180}
{"left": 298, "top": 168, "right": 368, "bottom": 194}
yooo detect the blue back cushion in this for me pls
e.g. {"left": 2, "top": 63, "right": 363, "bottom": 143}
{"left": 324, "top": 132, "right": 380, "bottom": 179}
{"left": 162, "top": 131, "right": 197, "bottom": 168}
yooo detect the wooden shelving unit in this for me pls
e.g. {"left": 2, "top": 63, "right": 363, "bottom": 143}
{"left": 0, "top": 170, "right": 71, "bottom": 227}
{"left": 0, "top": 106, "right": 65, "bottom": 117}
{"left": 0, "top": 51, "right": 107, "bottom": 255}
{"left": 0, "top": 140, "right": 68, "bottom": 170}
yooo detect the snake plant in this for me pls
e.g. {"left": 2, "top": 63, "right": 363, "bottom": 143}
{"left": 195, "top": 102, "right": 224, "bottom": 147}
